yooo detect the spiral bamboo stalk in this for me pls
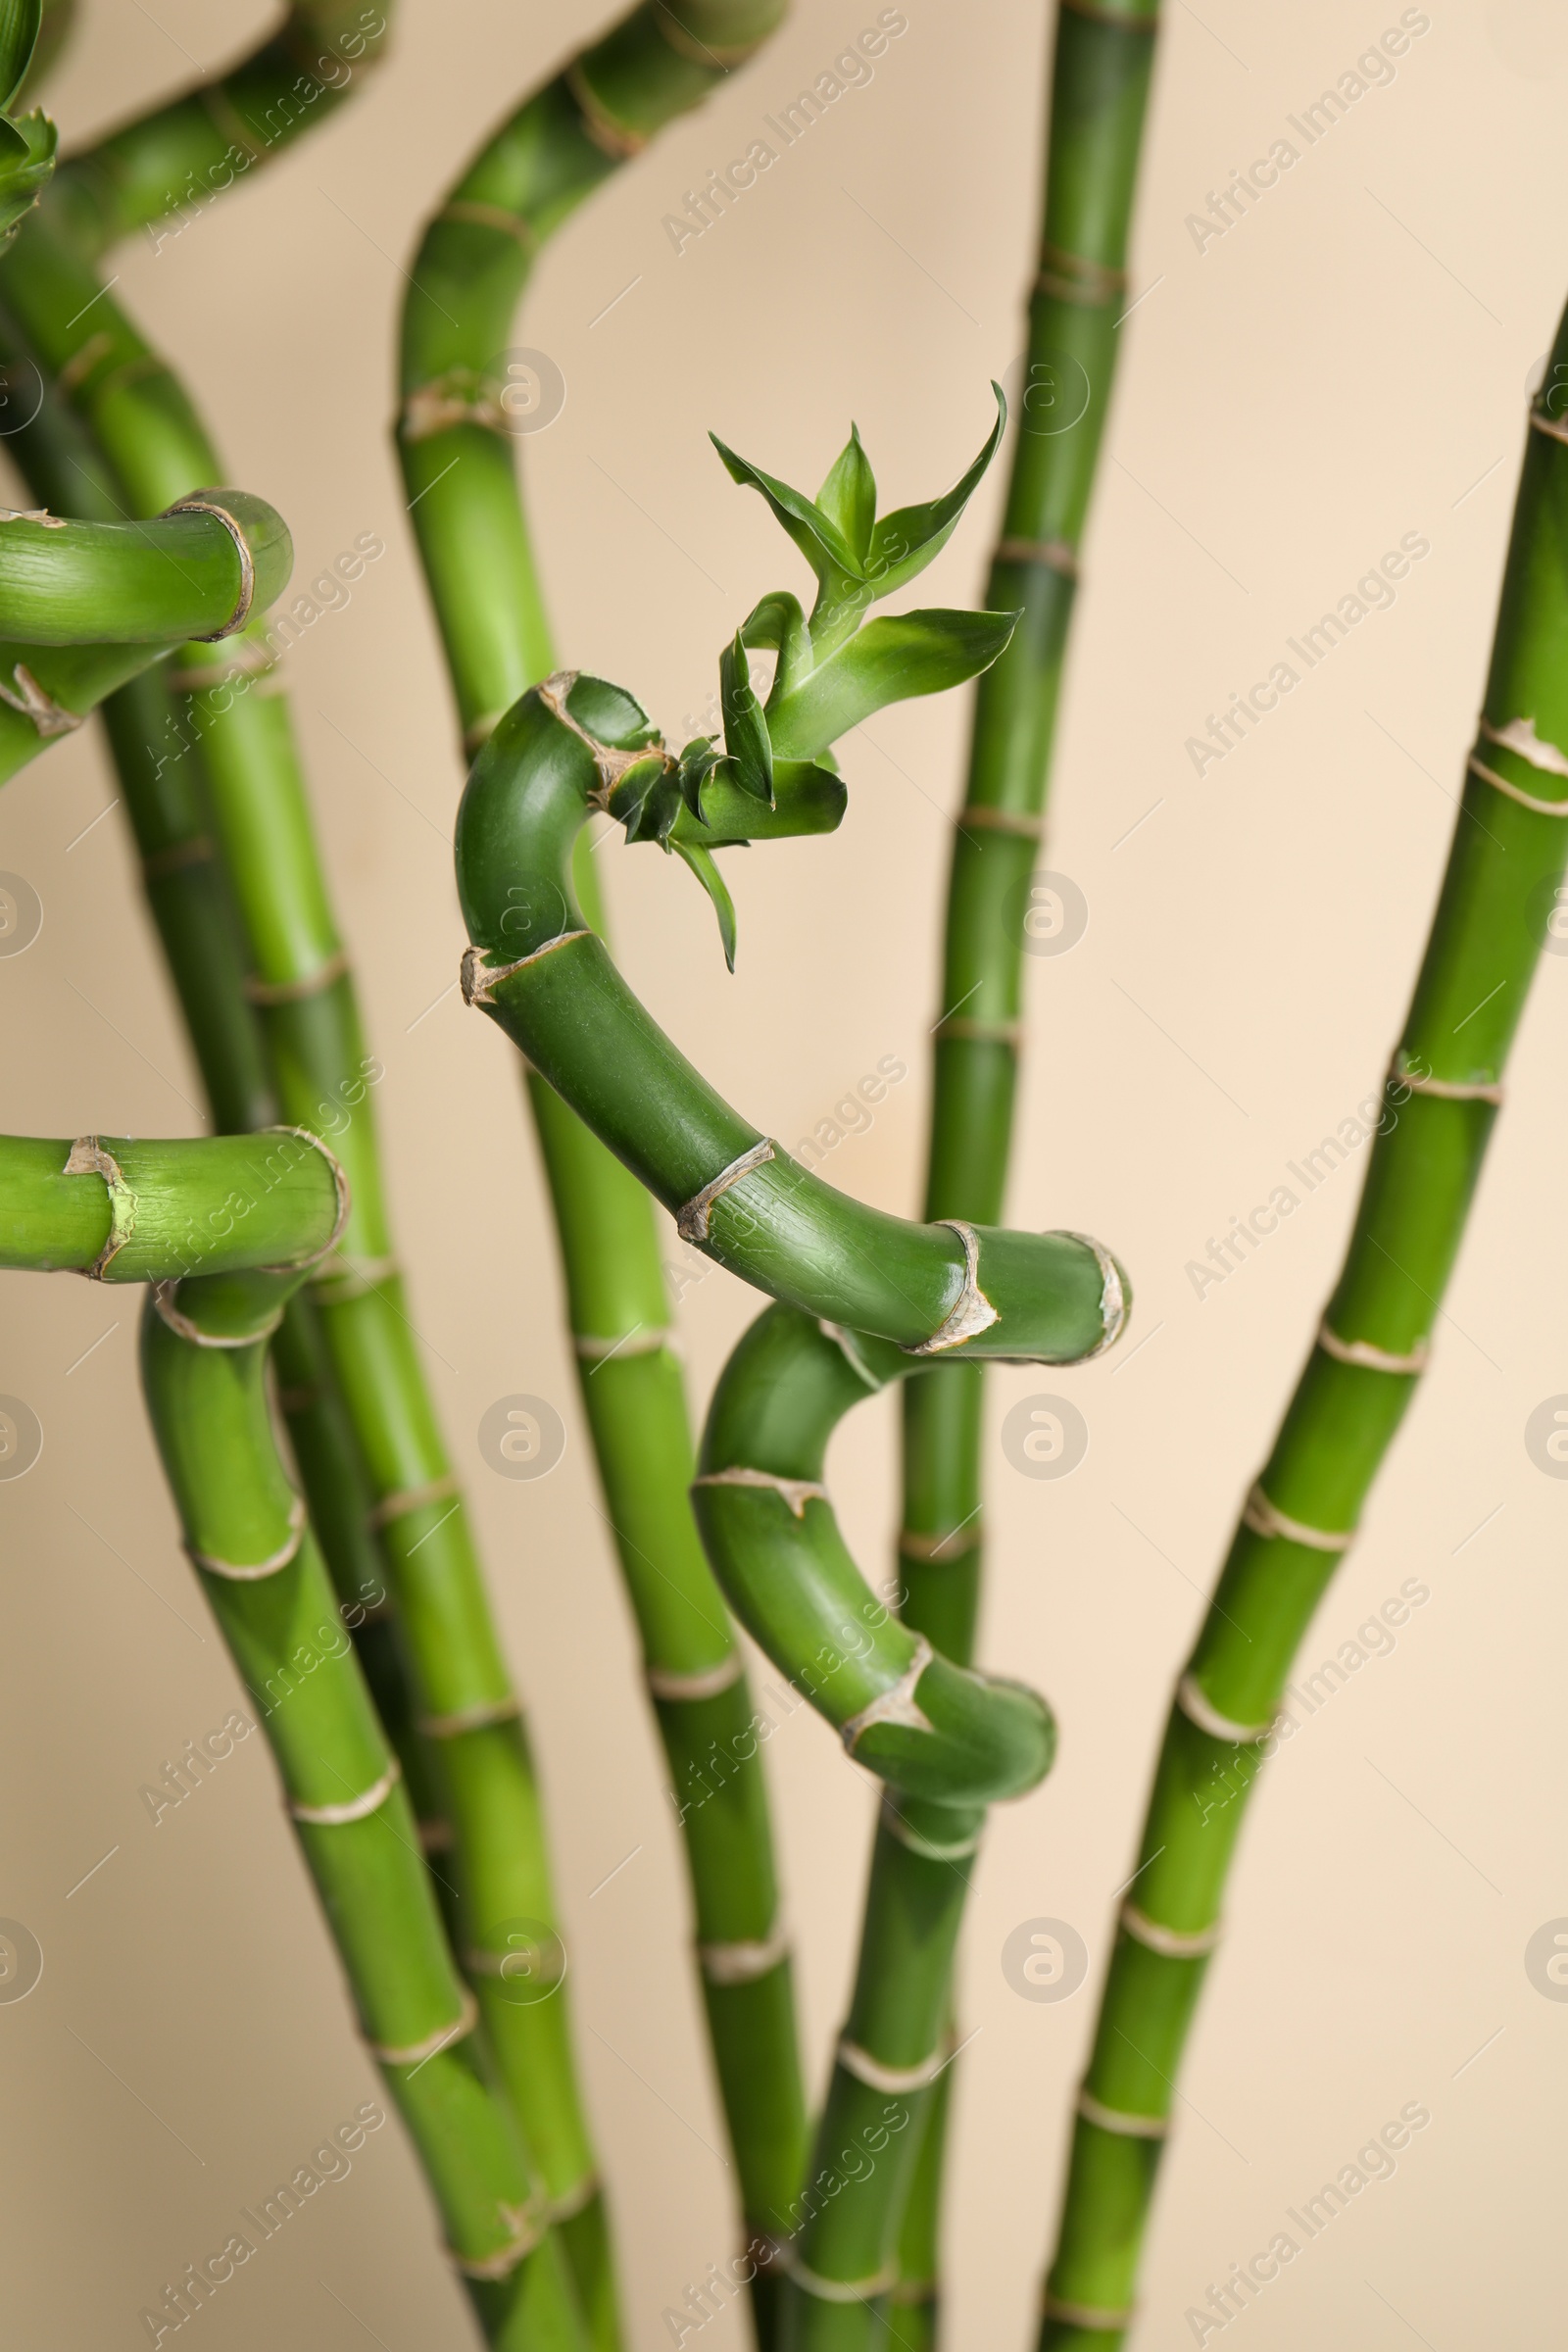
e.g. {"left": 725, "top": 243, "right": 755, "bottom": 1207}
{"left": 692, "top": 1306, "right": 1050, "bottom": 2346}
{"left": 397, "top": 12, "right": 816, "bottom": 2325}
{"left": 892, "top": 4, "right": 1161, "bottom": 2328}
{"left": 2, "top": 125, "right": 614, "bottom": 2344}
{"left": 1038, "top": 302, "right": 1568, "bottom": 2346}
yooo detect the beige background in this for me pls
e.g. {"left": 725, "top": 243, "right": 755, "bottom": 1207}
{"left": 2, "top": 0, "right": 1566, "bottom": 2343}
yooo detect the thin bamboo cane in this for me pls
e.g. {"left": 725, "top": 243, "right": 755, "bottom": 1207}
{"left": 1038, "top": 306, "right": 1568, "bottom": 2347}
{"left": 398, "top": 11, "right": 811, "bottom": 2325}
{"left": 2, "top": 172, "right": 614, "bottom": 2340}
{"left": 139, "top": 1258, "right": 587, "bottom": 2352}
{"left": 896, "top": 3, "right": 1161, "bottom": 2328}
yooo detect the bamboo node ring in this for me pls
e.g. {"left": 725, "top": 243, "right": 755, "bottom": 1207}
{"left": 186, "top": 1493, "right": 306, "bottom": 1582}
{"left": 368, "top": 1985, "right": 479, "bottom": 2068}
{"left": 0, "top": 661, "right": 83, "bottom": 738}
{"left": 1316, "top": 1321, "right": 1429, "bottom": 1376}
{"left": 63, "top": 1136, "right": 136, "bottom": 1278}
{"left": 836, "top": 2036, "right": 946, "bottom": 2095}
{"left": 698, "top": 1923, "right": 791, "bottom": 1984}
{"left": 1076, "top": 2085, "right": 1169, "bottom": 2139}
{"left": 690, "top": 1465, "right": 827, "bottom": 1519}
{"left": 906, "top": 1220, "right": 999, "bottom": 1354}
{"left": 1120, "top": 1901, "right": 1223, "bottom": 1960}
{"left": 841, "top": 1636, "right": 935, "bottom": 1755}
{"left": 646, "top": 1651, "right": 746, "bottom": 1700}
{"left": 163, "top": 493, "right": 258, "bottom": 640}
{"left": 1175, "top": 1671, "right": 1275, "bottom": 1746}
{"left": 291, "top": 1757, "right": 402, "bottom": 1826}
{"left": 461, "top": 933, "right": 591, "bottom": 1006}
{"left": 676, "top": 1139, "right": 776, "bottom": 1243}
{"left": 1241, "top": 1482, "right": 1353, "bottom": 1553}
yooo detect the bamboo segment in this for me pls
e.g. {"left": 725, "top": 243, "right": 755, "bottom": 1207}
{"left": 3, "top": 144, "right": 609, "bottom": 2335}
{"left": 1038, "top": 315, "right": 1568, "bottom": 2347}
{"left": 898, "top": 1, "right": 1162, "bottom": 2321}
{"left": 139, "top": 1263, "right": 588, "bottom": 2352}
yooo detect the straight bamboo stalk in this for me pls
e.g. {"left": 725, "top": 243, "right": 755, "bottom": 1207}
{"left": 1038, "top": 300, "right": 1568, "bottom": 2346}
{"left": 1, "top": 179, "right": 615, "bottom": 2341}
{"left": 396, "top": 12, "right": 812, "bottom": 2327}
{"left": 897, "top": 2, "right": 1161, "bottom": 2327}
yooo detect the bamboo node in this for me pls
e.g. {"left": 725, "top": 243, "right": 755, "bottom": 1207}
{"left": 153, "top": 1280, "right": 284, "bottom": 1351}
{"left": 186, "top": 1494, "right": 306, "bottom": 1582}
{"left": 646, "top": 1651, "right": 746, "bottom": 1700}
{"left": 992, "top": 535, "right": 1079, "bottom": 579}
{"left": 573, "top": 1325, "right": 673, "bottom": 1360}
{"left": 676, "top": 1139, "right": 777, "bottom": 1243}
{"left": 698, "top": 1923, "right": 791, "bottom": 1984}
{"left": 63, "top": 1136, "right": 136, "bottom": 1278}
{"left": 0, "top": 662, "right": 82, "bottom": 739}
{"left": 957, "top": 799, "right": 1047, "bottom": 835}
{"left": 1316, "top": 1322, "right": 1429, "bottom": 1377}
{"left": 417, "top": 1694, "right": 521, "bottom": 1740}
{"left": 437, "top": 199, "right": 535, "bottom": 253}
{"left": 1076, "top": 2085, "right": 1169, "bottom": 2139}
{"left": 1390, "top": 1054, "right": 1503, "bottom": 1106}
{"left": 905, "top": 1220, "right": 999, "bottom": 1354}
{"left": 897, "top": 1523, "right": 982, "bottom": 1564}
{"left": 1467, "top": 750, "right": 1568, "bottom": 818}
{"left": 311, "top": 1251, "right": 402, "bottom": 1300}
{"left": 1062, "top": 1230, "right": 1130, "bottom": 1361}
{"left": 836, "top": 2035, "right": 947, "bottom": 2094}
{"left": 162, "top": 493, "right": 258, "bottom": 640}
{"left": 368, "top": 1985, "right": 479, "bottom": 2069}
{"left": 934, "top": 1016, "right": 1026, "bottom": 1045}
{"left": 565, "top": 59, "right": 649, "bottom": 158}
{"left": 817, "top": 1321, "right": 887, "bottom": 1390}
{"left": 779, "top": 2248, "right": 899, "bottom": 2302}
{"left": 881, "top": 1791, "right": 982, "bottom": 1859}
{"left": 447, "top": 2208, "right": 545, "bottom": 2281}
{"left": 1120, "top": 1900, "right": 1222, "bottom": 1960}
{"left": 243, "top": 949, "right": 351, "bottom": 1005}
{"left": 1479, "top": 712, "right": 1568, "bottom": 777}
{"left": 367, "top": 1472, "right": 460, "bottom": 1530}
{"left": 1041, "top": 2289, "right": 1138, "bottom": 2329}
{"left": 167, "top": 636, "right": 278, "bottom": 695}
{"left": 549, "top": 2172, "right": 601, "bottom": 2224}
{"left": 840, "top": 1636, "right": 935, "bottom": 1755}
{"left": 461, "top": 932, "right": 592, "bottom": 1006}
{"left": 291, "top": 1757, "right": 402, "bottom": 1826}
{"left": 255, "top": 1126, "right": 352, "bottom": 1270}
{"left": 1241, "top": 1482, "right": 1353, "bottom": 1554}
{"left": 690, "top": 1465, "right": 827, "bottom": 1520}
{"left": 1174, "top": 1670, "right": 1275, "bottom": 1746}
{"left": 139, "top": 833, "right": 216, "bottom": 881}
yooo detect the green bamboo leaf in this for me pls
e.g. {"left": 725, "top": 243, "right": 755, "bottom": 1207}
{"left": 669, "top": 757, "right": 846, "bottom": 848}
{"left": 765, "top": 607, "right": 1019, "bottom": 760}
{"left": 673, "top": 836, "right": 738, "bottom": 971}
{"left": 564, "top": 670, "right": 659, "bottom": 749}
{"left": 674, "top": 734, "right": 722, "bottom": 823}
{"left": 861, "top": 385, "right": 1006, "bottom": 602}
{"left": 607, "top": 751, "right": 678, "bottom": 844}
{"left": 739, "top": 590, "right": 814, "bottom": 709}
{"left": 0, "top": 107, "right": 53, "bottom": 245}
{"left": 710, "top": 431, "right": 864, "bottom": 586}
{"left": 719, "top": 629, "right": 772, "bottom": 805}
{"left": 815, "top": 424, "right": 876, "bottom": 565}
{"left": 0, "top": 0, "right": 40, "bottom": 111}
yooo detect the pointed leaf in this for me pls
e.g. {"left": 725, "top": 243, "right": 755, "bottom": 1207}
{"left": 719, "top": 630, "right": 773, "bottom": 806}
{"left": 765, "top": 608, "right": 1019, "bottom": 761}
{"left": 673, "top": 838, "right": 738, "bottom": 971}
{"left": 0, "top": 0, "right": 40, "bottom": 111}
{"left": 861, "top": 386, "right": 1006, "bottom": 603}
{"left": 816, "top": 424, "right": 876, "bottom": 564}
{"left": 739, "top": 590, "right": 814, "bottom": 710}
{"left": 710, "top": 431, "right": 864, "bottom": 586}
{"left": 674, "top": 735, "right": 722, "bottom": 823}
{"left": 607, "top": 752, "right": 678, "bottom": 844}
{"left": 564, "top": 671, "right": 659, "bottom": 750}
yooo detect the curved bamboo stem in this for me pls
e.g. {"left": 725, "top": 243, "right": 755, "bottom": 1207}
{"left": 1038, "top": 306, "right": 1568, "bottom": 2347}
{"left": 396, "top": 17, "right": 820, "bottom": 2322}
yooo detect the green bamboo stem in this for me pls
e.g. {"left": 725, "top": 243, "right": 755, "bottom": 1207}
{"left": 1038, "top": 308, "right": 1568, "bottom": 2347}
{"left": 2, "top": 172, "right": 612, "bottom": 2335}
{"left": 47, "top": 0, "right": 394, "bottom": 263}
{"left": 456, "top": 680, "right": 1128, "bottom": 1366}
{"left": 897, "top": 3, "right": 1161, "bottom": 2322}
{"left": 693, "top": 1304, "right": 1051, "bottom": 2344}
{"left": 397, "top": 0, "right": 786, "bottom": 743}
{"left": 139, "top": 1258, "right": 586, "bottom": 2352}
{"left": 399, "top": 13, "right": 809, "bottom": 2321}
{"left": 0, "top": 1126, "right": 343, "bottom": 1279}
